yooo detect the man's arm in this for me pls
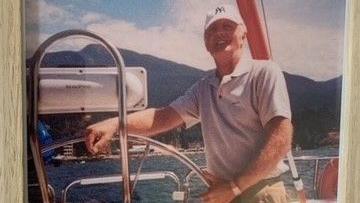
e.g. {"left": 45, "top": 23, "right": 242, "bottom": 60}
{"left": 202, "top": 116, "right": 292, "bottom": 203}
{"left": 127, "top": 106, "right": 185, "bottom": 136}
{"left": 233, "top": 116, "right": 293, "bottom": 191}
{"left": 85, "top": 106, "right": 184, "bottom": 154}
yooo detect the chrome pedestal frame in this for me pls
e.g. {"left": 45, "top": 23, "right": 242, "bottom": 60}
{"left": 30, "top": 29, "right": 130, "bottom": 202}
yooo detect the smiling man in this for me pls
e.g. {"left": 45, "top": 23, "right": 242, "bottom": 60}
{"left": 85, "top": 4, "right": 292, "bottom": 203}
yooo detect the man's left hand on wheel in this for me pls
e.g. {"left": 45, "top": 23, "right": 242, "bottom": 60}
{"left": 201, "top": 182, "right": 236, "bottom": 203}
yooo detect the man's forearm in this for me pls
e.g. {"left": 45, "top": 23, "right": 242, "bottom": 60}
{"left": 124, "top": 107, "right": 184, "bottom": 137}
{"left": 127, "top": 108, "right": 165, "bottom": 136}
{"left": 234, "top": 117, "right": 293, "bottom": 191}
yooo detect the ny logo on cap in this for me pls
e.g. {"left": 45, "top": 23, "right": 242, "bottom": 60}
{"left": 215, "top": 7, "right": 225, "bottom": 15}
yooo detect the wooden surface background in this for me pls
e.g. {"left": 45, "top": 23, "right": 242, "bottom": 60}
{"left": 0, "top": 0, "right": 25, "bottom": 203}
{"left": 0, "top": 0, "right": 359, "bottom": 202}
{"left": 338, "top": 0, "right": 360, "bottom": 203}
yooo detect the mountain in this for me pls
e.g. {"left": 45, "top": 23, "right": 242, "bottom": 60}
{"left": 284, "top": 73, "right": 341, "bottom": 148}
{"left": 27, "top": 44, "right": 342, "bottom": 149}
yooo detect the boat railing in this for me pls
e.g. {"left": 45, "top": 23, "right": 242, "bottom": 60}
{"left": 42, "top": 134, "right": 211, "bottom": 188}
{"left": 42, "top": 134, "right": 211, "bottom": 202}
{"left": 61, "top": 171, "right": 182, "bottom": 203}
{"left": 42, "top": 135, "right": 338, "bottom": 202}
{"left": 284, "top": 155, "right": 338, "bottom": 199}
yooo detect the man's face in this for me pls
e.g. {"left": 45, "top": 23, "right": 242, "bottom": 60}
{"left": 204, "top": 19, "right": 246, "bottom": 60}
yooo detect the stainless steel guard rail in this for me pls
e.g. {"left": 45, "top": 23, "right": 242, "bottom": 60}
{"left": 61, "top": 171, "right": 181, "bottom": 203}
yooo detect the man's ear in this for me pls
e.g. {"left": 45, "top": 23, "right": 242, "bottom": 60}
{"left": 242, "top": 32, "right": 247, "bottom": 40}
{"left": 238, "top": 31, "right": 247, "bottom": 48}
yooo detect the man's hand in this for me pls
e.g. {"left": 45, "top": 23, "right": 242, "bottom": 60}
{"left": 85, "top": 117, "right": 117, "bottom": 154}
{"left": 201, "top": 182, "right": 236, "bottom": 203}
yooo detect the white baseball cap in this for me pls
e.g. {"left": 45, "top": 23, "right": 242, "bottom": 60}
{"left": 204, "top": 4, "right": 246, "bottom": 31}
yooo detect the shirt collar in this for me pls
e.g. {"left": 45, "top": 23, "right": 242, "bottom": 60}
{"left": 208, "top": 59, "right": 253, "bottom": 87}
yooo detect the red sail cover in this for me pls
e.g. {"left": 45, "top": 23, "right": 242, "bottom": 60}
{"left": 236, "top": 0, "right": 271, "bottom": 60}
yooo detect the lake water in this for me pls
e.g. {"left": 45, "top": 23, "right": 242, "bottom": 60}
{"left": 46, "top": 148, "right": 338, "bottom": 203}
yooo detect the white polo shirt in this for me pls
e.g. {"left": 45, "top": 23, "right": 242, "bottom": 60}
{"left": 170, "top": 59, "right": 292, "bottom": 181}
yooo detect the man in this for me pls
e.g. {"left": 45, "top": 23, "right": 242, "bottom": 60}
{"left": 85, "top": 4, "right": 292, "bottom": 203}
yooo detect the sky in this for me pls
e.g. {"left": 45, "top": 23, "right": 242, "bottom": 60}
{"left": 25, "top": 0, "right": 346, "bottom": 81}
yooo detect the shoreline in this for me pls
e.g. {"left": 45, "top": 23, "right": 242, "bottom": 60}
{"left": 53, "top": 147, "right": 339, "bottom": 163}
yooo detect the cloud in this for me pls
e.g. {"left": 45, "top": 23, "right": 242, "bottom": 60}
{"left": 25, "top": 0, "right": 78, "bottom": 28}
{"left": 25, "top": 31, "right": 50, "bottom": 57}
{"left": 86, "top": 20, "right": 214, "bottom": 70}
{"left": 87, "top": 1, "right": 345, "bottom": 80}
{"left": 25, "top": 0, "right": 345, "bottom": 81}
{"left": 84, "top": 0, "right": 245, "bottom": 70}
{"left": 266, "top": 19, "right": 344, "bottom": 80}
{"left": 262, "top": 0, "right": 345, "bottom": 80}
{"left": 81, "top": 12, "right": 108, "bottom": 24}
{"left": 25, "top": 0, "right": 82, "bottom": 57}
{"left": 26, "top": 0, "right": 241, "bottom": 69}
{"left": 170, "top": 0, "right": 235, "bottom": 34}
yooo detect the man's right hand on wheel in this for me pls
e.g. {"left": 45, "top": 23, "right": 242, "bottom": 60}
{"left": 85, "top": 117, "right": 117, "bottom": 155}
